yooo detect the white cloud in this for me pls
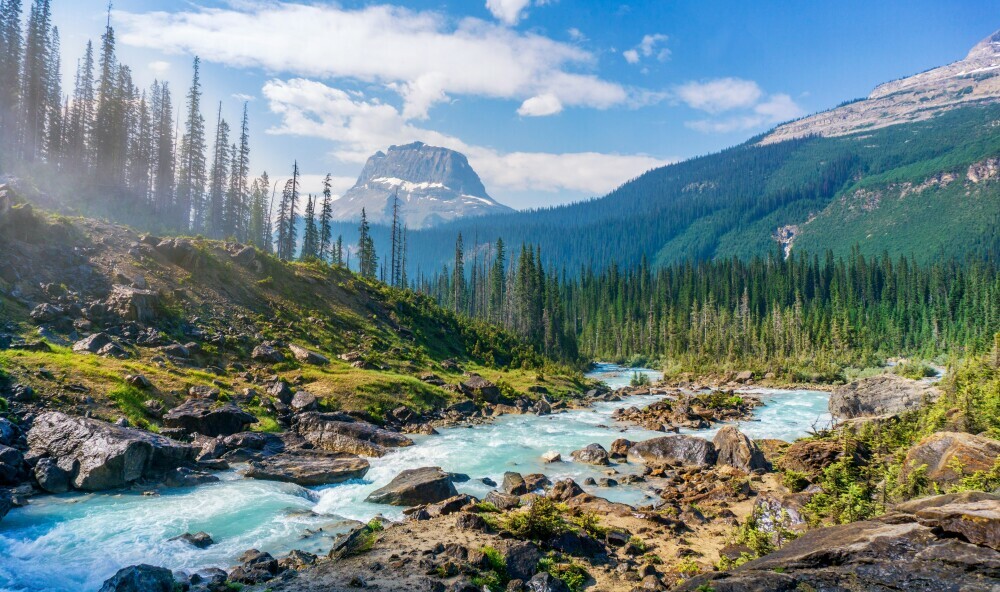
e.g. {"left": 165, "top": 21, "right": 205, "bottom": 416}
{"left": 676, "top": 77, "right": 763, "bottom": 113}
{"left": 518, "top": 93, "right": 562, "bottom": 117}
{"left": 486, "top": 0, "right": 531, "bottom": 25}
{"left": 232, "top": 93, "right": 256, "bottom": 102}
{"left": 262, "top": 78, "right": 673, "bottom": 196}
{"left": 753, "top": 93, "right": 803, "bottom": 121}
{"left": 567, "top": 28, "right": 586, "bottom": 42}
{"left": 624, "top": 33, "right": 669, "bottom": 64}
{"left": 148, "top": 60, "right": 170, "bottom": 74}
{"left": 684, "top": 92, "right": 804, "bottom": 133}
{"left": 116, "top": 3, "right": 624, "bottom": 119}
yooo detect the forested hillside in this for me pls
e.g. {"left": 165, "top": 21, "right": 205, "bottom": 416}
{"left": 392, "top": 103, "right": 1000, "bottom": 275}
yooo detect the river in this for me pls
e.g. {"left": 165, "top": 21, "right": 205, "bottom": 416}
{"left": 0, "top": 364, "right": 830, "bottom": 591}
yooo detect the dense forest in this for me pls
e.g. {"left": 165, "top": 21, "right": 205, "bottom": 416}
{"left": 419, "top": 239, "right": 1000, "bottom": 376}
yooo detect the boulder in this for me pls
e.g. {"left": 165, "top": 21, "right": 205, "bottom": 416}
{"left": 484, "top": 490, "right": 521, "bottom": 510}
{"left": 627, "top": 435, "right": 717, "bottom": 467}
{"left": 30, "top": 303, "right": 64, "bottom": 323}
{"left": 245, "top": 452, "right": 369, "bottom": 486}
{"left": 228, "top": 549, "right": 282, "bottom": 585}
{"left": 98, "top": 565, "right": 175, "bottom": 592}
{"left": 163, "top": 399, "right": 257, "bottom": 437}
{"left": 294, "top": 412, "right": 413, "bottom": 457}
{"left": 106, "top": 286, "right": 161, "bottom": 323}
{"left": 778, "top": 439, "right": 849, "bottom": 476}
{"left": 365, "top": 466, "right": 457, "bottom": 506}
{"left": 27, "top": 411, "right": 196, "bottom": 491}
{"left": 288, "top": 344, "right": 329, "bottom": 365}
{"left": 570, "top": 443, "right": 611, "bottom": 466}
{"left": 460, "top": 374, "right": 502, "bottom": 403}
{"left": 541, "top": 451, "right": 562, "bottom": 463}
{"left": 526, "top": 572, "right": 571, "bottom": 592}
{"left": 0, "top": 445, "right": 26, "bottom": 485}
{"left": 33, "top": 457, "right": 71, "bottom": 493}
{"left": 713, "top": 426, "right": 769, "bottom": 472}
{"left": 251, "top": 344, "right": 285, "bottom": 364}
{"left": 502, "top": 471, "right": 528, "bottom": 495}
{"left": 503, "top": 541, "right": 542, "bottom": 582}
{"left": 289, "top": 391, "right": 318, "bottom": 413}
{"left": 609, "top": 438, "right": 633, "bottom": 459}
{"left": 829, "top": 374, "right": 940, "bottom": 420}
{"left": 0, "top": 418, "right": 19, "bottom": 447}
{"left": 900, "top": 431, "right": 1000, "bottom": 487}
{"left": 676, "top": 493, "right": 1000, "bottom": 592}
{"left": 72, "top": 332, "right": 113, "bottom": 354}
{"left": 548, "top": 479, "right": 585, "bottom": 502}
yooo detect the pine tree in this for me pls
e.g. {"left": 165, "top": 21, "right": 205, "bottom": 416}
{"left": 358, "top": 208, "right": 377, "bottom": 279}
{"left": 20, "top": 0, "right": 53, "bottom": 161}
{"left": 175, "top": 57, "right": 206, "bottom": 231}
{"left": 151, "top": 80, "right": 175, "bottom": 215}
{"left": 227, "top": 103, "right": 250, "bottom": 239}
{"left": 318, "top": 173, "right": 333, "bottom": 262}
{"left": 301, "top": 193, "right": 318, "bottom": 260}
{"left": 390, "top": 190, "right": 401, "bottom": 287}
{"left": 43, "top": 25, "right": 61, "bottom": 164}
{"left": 127, "top": 90, "right": 152, "bottom": 202}
{"left": 206, "top": 102, "right": 230, "bottom": 237}
{"left": 247, "top": 172, "right": 270, "bottom": 251}
{"left": 0, "top": 0, "right": 24, "bottom": 152}
{"left": 92, "top": 9, "right": 121, "bottom": 182}
{"left": 275, "top": 162, "right": 299, "bottom": 260}
{"left": 452, "top": 233, "right": 465, "bottom": 313}
{"left": 335, "top": 234, "right": 344, "bottom": 266}
{"left": 489, "top": 237, "right": 506, "bottom": 323}
{"left": 65, "top": 40, "right": 95, "bottom": 170}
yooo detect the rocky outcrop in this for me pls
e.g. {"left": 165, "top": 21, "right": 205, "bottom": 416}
{"left": 27, "top": 411, "right": 196, "bottom": 491}
{"left": 713, "top": 426, "right": 769, "bottom": 472}
{"left": 678, "top": 492, "right": 1000, "bottom": 591}
{"left": 900, "top": 431, "right": 1000, "bottom": 487}
{"left": 98, "top": 565, "right": 176, "bottom": 592}
{"left": 829, "top": 374, "right": 939, "bottom": 420}
{"left": 72, "top": 332, "right": 113, "bottom": 353}
{"left": 105, "top": 286, "right": 161, "bottom": 323}
{"left": 251, "top": 344, "right": 285, "bottom": 363}
{"left": 162, "top": 399, "right": 257, "bottom": 437}
{"left": 570, "top": 443, "right": 610, "bottom": 466}
{"left": 365, "top": 466, "right": 457, "bottom": 506}
{"left": 627, "top": 435, "right": 717, "bottom": 467}
{"left": 288, "top": 344, "right": 329, "bottom": 365}
{"left": 778, "top": 439, "right": 849, "bottom": 476}
{"left": 245, "top": 452, "right": 370, "bottom": 486}
{"left": 294, "top": 412, "right": 413, "bottom": 457}
{"left": 460, "top": 374, "right": 502, "bottom": 403}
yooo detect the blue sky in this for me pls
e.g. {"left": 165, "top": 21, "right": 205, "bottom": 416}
{"left": 50, "top": 0, "right": 996, "bottom": 208}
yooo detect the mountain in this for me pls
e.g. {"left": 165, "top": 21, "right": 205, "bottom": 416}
{"left": 330, "top": 142, "right": 513, "bottom": 229}
{"left": 763, "top": 29, "right": 1000, "bottom": 144}
{"left": 380, "top": 30, "right": 1000, "bottom": 275}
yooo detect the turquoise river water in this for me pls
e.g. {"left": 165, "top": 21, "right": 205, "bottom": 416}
{"left": 0, "top": 364, "right": 830, "bottom": 591}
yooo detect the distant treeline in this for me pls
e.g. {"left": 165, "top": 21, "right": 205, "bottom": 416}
{"left": 418, "top": 240, "right": 1000, "bottom": 373}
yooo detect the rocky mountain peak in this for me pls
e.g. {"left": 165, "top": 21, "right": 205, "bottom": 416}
{"left": 966, "top": 29, "right": 1000, "bottom": 60}
{"left": 331, "top": 142, "right": 512, "bottom": 229}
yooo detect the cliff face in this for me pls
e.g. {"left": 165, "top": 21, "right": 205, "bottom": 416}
{"left": 762, "top": 29, "right": 1000, "bottom": 144}
{"left": 330, "top": 142, "right": 513, "bottom": 229}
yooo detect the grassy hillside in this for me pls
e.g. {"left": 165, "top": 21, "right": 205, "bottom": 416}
{"left": 0, "top": 204, "right": 593, "bottom": 428}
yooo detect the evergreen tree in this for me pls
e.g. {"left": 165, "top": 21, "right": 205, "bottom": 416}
{"left": 0, "top": 0, "right": 23, "bottom": 153}
{"left": 65, "top": 40, "right": 94, "bottom": 170}
{"left": 20, "top": 0, "right": 53, "bottom": 161}
{"left": 227, "top": 103, "right": 250, "bottom": 239}
{"left": 358, "top": 208, "right": 377, "bottom": 278}
{"left": 489, "top": 238, "right": 505, "bottom": 323}
{"left": 452, "top": 233, "right": 465, "bottom": 313}
{"left": 318, "top": 173, "right": 333, "bottom": 261}
{"left": 151, "top": 80, "right": 175, "bottom": 215}
{"left": 301, "top": 193, "right": 318, "bottom": 260}
{"left": 43, "top": 25, "right": 61, "bottom": 164}
{"left": 275, "top": 162, "right": 299, "bottom": 260}
{"left": 206, "top": 102, "right": 230, "bottom": 237}
{"left": 247, "top": 172, "right": 270, "bottom": 251}
{"left": 175, "top": 57, "right": 206, "bottom": 231}
{"left": 92, "top": 10, "right": 122, "bottom": 182}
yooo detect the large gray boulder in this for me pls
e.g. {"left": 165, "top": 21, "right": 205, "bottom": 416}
{"left": 713, "top": 426, "right": 769, "bottom": 472}
{"left": 830, "top": 374, "right": 939, "bottom": 420}
{"left": 245, "top": 452, "right": 369, "bottom": 486}
{"left": 675, "top": 492, "right": 1000, "bottom": 591}
{"left": 900, "top": 431, "right": 1000, "bottom": 488}
{"left": 288, "top": 344, "right": 329, "bottom": 365}
{"left": 0, "top": 445, "right": 26, "bottom": 485}
{"left": 106, "top": 286, "right": 161, "bottom": 323}
{"left": 295, "top": 412, "right": 413, "bottom": 457}
{"left": 0, "top": 417, "right": 19, "bottom": 447}
{"left": 365, "top": 466, "right": 457, "bottom": 506}
{"left": 27, "top": 411, "right": 196, "bottom": 491}
{"left": 570, "top": 443, "right": 611, "bottom": 466}
{"left": 98, "top": 565, "right": 175, "bottom": 592}
{"left": 162, "top": 399, "right": 257, "bottom": 437}
{"left": 627, "top": 435, "right": 717, "bottom": 467}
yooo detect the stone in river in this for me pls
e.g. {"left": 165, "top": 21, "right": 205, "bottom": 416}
{"left": 365, "top": 466, "right": 457, "bottom": 506}
{"left": 245, "top": 452, "right": 369, "bottom": 486}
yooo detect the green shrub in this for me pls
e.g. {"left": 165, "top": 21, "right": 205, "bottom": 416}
{"left": 537, "top": 556, "right": 589, "bottom": 592}
{"left": 781, "top": 470, "right": 810, "bottom": 492}
{"left": 503, "top": 497, "right": 568, "bottom": 541}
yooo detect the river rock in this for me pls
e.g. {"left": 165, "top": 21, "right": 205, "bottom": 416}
{"left": 627, "top": 435, "right": 718, "bottom": 467}
{"left": 98, "top": 565, "right": 176, "bottom": 592}
{"left": 245, "top": 452, "right": 370, "bottom": 486}
{"left": 502, "top": 471, "right": 528, "bottom": 495}
{"left": 27, "top": 411, "right": 196, "bottom": 491}
{"left": 170, "top": 531, "right": 214, "bottom": 549}
{"left": 713, "top": 426, "right": 769, "bottom": 472}
{"left": 549, "top": 479, "right": 585, "bottom": 502}
{"left": 229, "top": 549, "right": 282, "bottom": 584}
{"left": 541, "top": 451, "right": 562, "bottom": 463}
{"left": 571, "top": 443, "right": 611, "bottom": 465}
{"left": 829, "top": 374, "right": 940, "bottom": 420}
{"left": 676, "top": 492, "right": 1000, "bottom": 592}
{"left": 294, "top": 412, "right": 413, "bottom": 457}
{"left": 365, "top": 466, "right": 457, "bottom": 506}
{"left": 163, "top": 399, "right": 257, "bottom": 437}
{"left": 0, "top": 418, "right": 18, "bottom": 447}
{"left": 0, "top": 445, "right": 26, "bottom": 485}
{"left": 900, "top": 431, "right": 1000, "bottom": 487}
{"left": 288, "top": 344, "right": 329, "bottom": 365}
{"left": 484, "top": 491, "right": 521, "bottom": 510}
{"left": 609, "top": 438, "right": 633, "bottom": 459}
{"left": 33, "top": 456, "right": 71, "bottom": 493}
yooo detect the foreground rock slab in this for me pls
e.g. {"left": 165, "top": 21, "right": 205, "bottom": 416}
{"left": 163, "top": 399, "right": 257, "bottom": 437}
{"left": 295, "top": 412, "right": 413, "bottom": 457}
{"left": 27, "top": 411, "right": 196, "bottom": 491}
{"left": 98, "top": 564, "right": 175, "bottom": 592}
{"left": 626, "top": 434, "right": 717, "bottom": 467}
{"left": 901, "top": 431, "right": 1000, "bottom": 487}
{"left": 365, "top": 466, "right": 457, "bottom": 506}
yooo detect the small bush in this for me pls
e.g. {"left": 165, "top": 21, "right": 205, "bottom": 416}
{"left": 537, "top": 556, "right": 589, "bottom": 592}
{"left": 781, "top": 470, "right": 810, "bottom": 492}
{"left": 503, "top": 497, "right": 568, "bottom": 541}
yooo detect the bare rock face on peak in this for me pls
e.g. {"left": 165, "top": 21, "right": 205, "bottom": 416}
{"left": 763, "top": 29, "right": 1000, "bottom": 144}
{"left": 330, "top": 142, "right": 513, "bottom": 229}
